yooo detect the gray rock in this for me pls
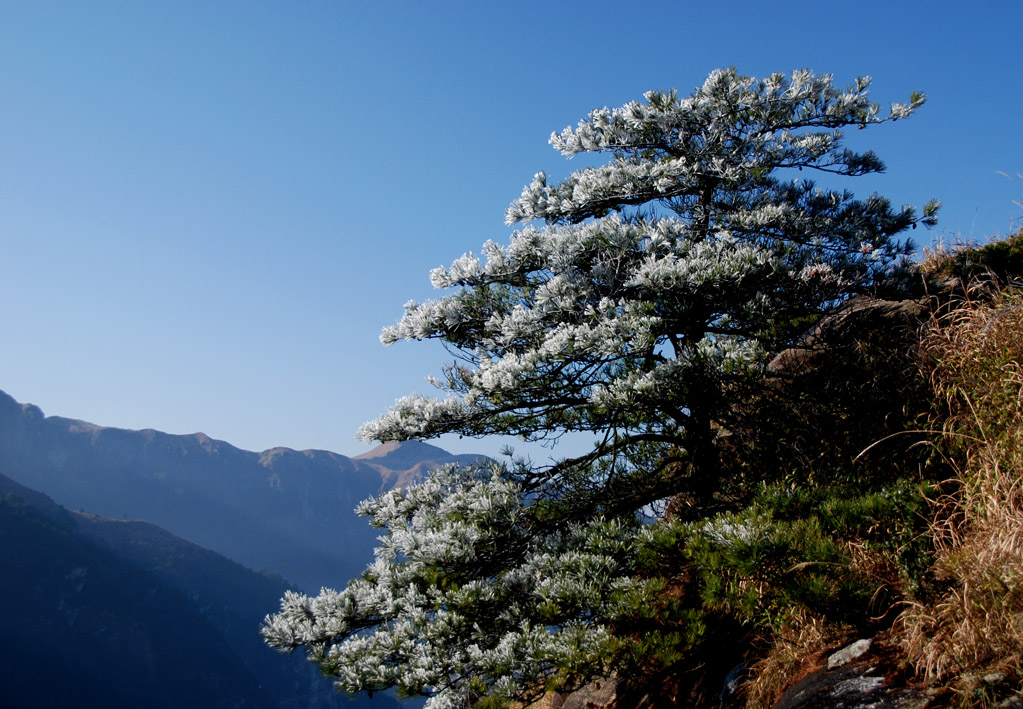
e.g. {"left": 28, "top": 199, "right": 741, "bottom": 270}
{"left": 774, "top": 644, "right": 930, "bottom": 709}
{"left": 828, "top": 639, "right": 873, "bottom": 670}
{"left": 560, "top": 677, "right": 618, "bottom": 709}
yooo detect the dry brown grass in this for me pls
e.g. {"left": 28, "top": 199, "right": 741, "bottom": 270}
{"left": 742, "top": 609, "right": 851, "bottom": 709}
{"left": 918, "top": 238, "right": 976, "bottom": 276}
{"left": 897, "top": 282, "right": 1023, "bottom": 699}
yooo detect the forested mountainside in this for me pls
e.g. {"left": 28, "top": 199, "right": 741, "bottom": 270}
{"left": 0, "top": 475, "right": 269, "bottom": 708}
{"left": 0, "top": 470, "right": 403, "bottom": 708}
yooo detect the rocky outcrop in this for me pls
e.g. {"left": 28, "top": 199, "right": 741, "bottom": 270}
{"left": 772, "top": 637, "right": 931, "bottom": 709}
{"left": 767, "top": 295, "right": 928, "bottom": 377}
{"left": 557, "top": 678, "right": 620, "bottom": 708}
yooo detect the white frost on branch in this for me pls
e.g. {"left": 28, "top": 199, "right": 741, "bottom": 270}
{"left": 263, "top": 464, "right": 645, "bottom": 707}
{"left": 268, "top": 67, "right": 936, "bottom": 705}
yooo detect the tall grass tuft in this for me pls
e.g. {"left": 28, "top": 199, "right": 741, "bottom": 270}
{"left": 899, "top": 276, "right": 1023, "bottom": 697}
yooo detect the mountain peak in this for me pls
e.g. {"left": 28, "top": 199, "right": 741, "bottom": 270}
{"left": 353, "top": 439, "right": 454, "bottom": 469}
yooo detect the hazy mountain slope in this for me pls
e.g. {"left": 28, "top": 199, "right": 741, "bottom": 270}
{"left": 72, "top": 514, "right": 347, "bottom": 708}
{"left": 0, "top": 472, "right": 399, "bottom": 709}
{"left": 0, "top": 490, "right": 276, "bottom": 709}
{"left": 0, "top": 389, "right": 482, "bottom": 592}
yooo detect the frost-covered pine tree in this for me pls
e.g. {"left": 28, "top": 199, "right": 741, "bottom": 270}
{"left": 263, "top": 68, "right": 937, "bottom": 707}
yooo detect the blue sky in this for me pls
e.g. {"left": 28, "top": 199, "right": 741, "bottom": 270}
{"left": 2, "top": 1, "right": 1021, "bottom": 460}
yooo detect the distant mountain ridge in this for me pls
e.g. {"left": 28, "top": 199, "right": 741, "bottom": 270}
{"left": 0, "top": 388, "right": 485, "bottom": 593}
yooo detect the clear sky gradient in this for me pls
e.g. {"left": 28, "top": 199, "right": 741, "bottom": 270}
{"left": 2, "top": 1, "right": 1021, "bottom": 460}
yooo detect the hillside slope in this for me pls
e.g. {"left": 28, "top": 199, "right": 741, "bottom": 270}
{"left": 0, "top": 486, "right": 275, "bottom": 709}
{"left": 0, "top": 471, "right": 403, "bottom": 708}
